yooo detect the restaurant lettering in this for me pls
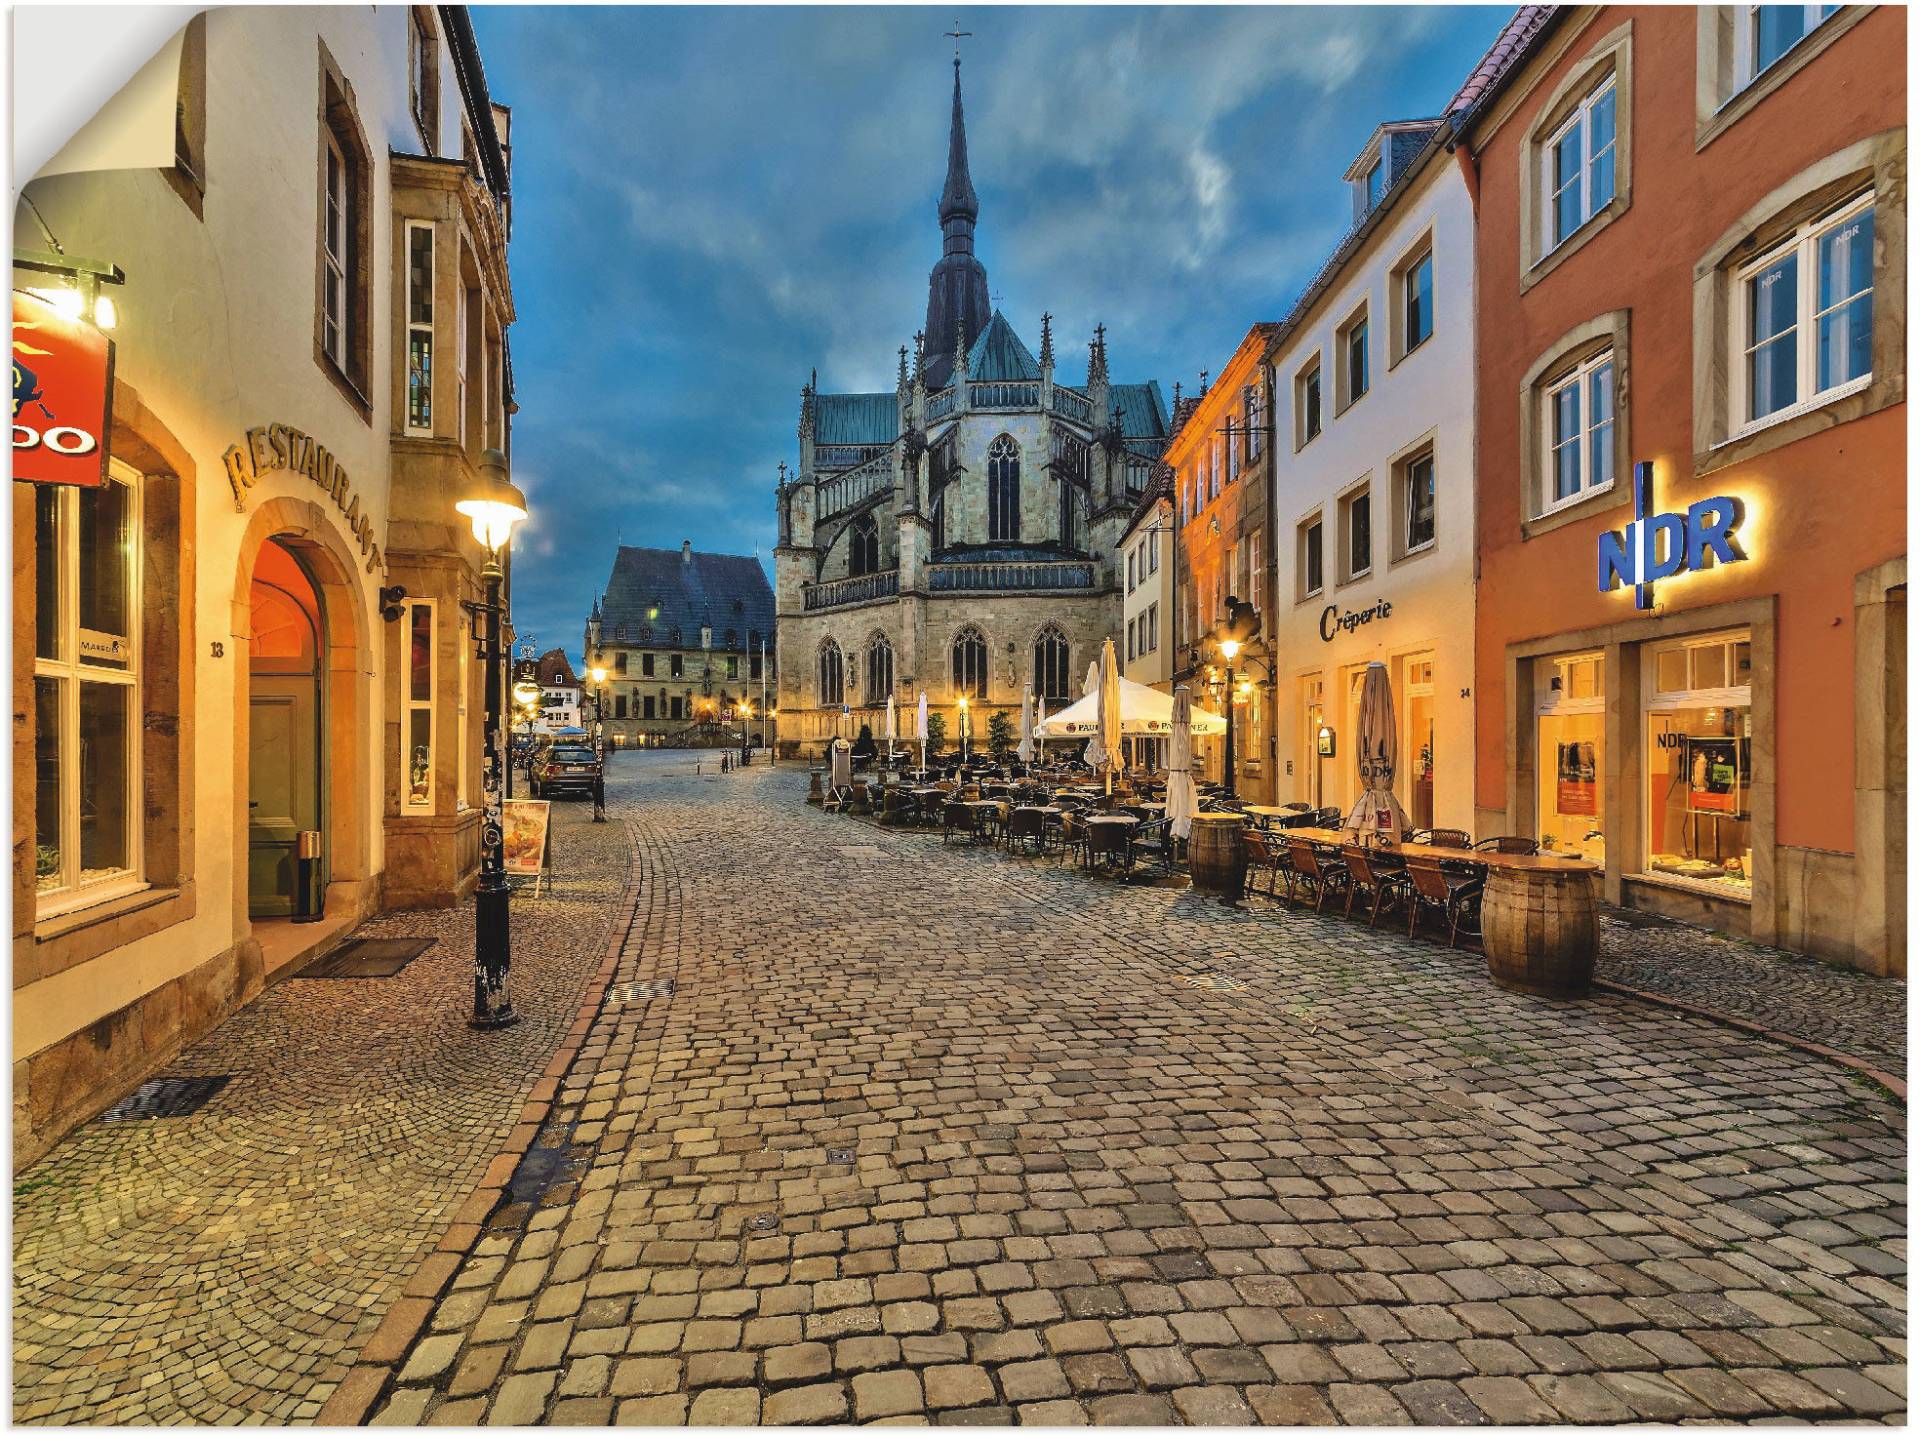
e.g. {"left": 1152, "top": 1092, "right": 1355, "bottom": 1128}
{"left": 222, "top": 422, "right": 383, "bottom": 574}
{"left": 12, "top": 290, "right": 114, "bottom": 488}
{"left": 1319, "top": 597, "right": 1392, "bottom": 642}
{"left": 1597, "top": 461, "right": 1746, "bottom": 612}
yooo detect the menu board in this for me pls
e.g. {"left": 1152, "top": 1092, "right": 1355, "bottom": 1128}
{"left": 1555, "top": 740, "right": 1598, "bottom": 817}
{"left": 501, "top": 799, "right": 552, "bottom": 878}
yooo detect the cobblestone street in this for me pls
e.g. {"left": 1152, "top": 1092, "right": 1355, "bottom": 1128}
{"left": 352, "top": 755, "right": 1903, "bottom": 1427}
{"left": 12, "top": 797, "right": 636, "bottom": 1425}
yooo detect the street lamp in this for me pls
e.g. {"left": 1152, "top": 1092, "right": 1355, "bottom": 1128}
{"left": 586, "top": 660, "right": 609, "bottom": 823}
{"left": 739, "top": 700, "right": 753, "bottom": 763}
{"left": 457, "top": 449, "right": 528, "bottom": 1031}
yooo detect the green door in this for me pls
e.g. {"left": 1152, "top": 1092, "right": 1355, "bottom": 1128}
{"left": 247, "top": 561, "right": 323, "bottom": 917}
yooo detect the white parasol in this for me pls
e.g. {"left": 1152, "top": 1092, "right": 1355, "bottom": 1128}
{"left": 1097, "top": 638, "right": 1123, "bottom": 795}
{"left": 1037, "top": 676, "right": 1226, "bottom": 737}
{"left": 1166, "top": 684, "right": 1198, "bottom": 841}
{"left": 916, "top": 689, "right": 929, "bottom": 770}
{"left": 885, "top": 693, "right": 897, "bottom": 762}
{"left": 1345, "top": 660, "right": 1410, "bottom": 843}
{"left": 1080, "top": 660, "right": 1106, "bottom": 772}
{"left": 1017, "top": 682, "right": 1035, "bottom": 764}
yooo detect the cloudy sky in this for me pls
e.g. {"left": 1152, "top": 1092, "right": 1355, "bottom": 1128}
{"left": 470, "top": 4, "right": 1512, "bottom": 661}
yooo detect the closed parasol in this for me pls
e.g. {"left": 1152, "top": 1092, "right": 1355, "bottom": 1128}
{"left": 1345, "top": 660, "right": 1410, "bottom": 844}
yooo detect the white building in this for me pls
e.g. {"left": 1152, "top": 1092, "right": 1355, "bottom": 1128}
{"left": 1266, "top": 106, "right": 1477, "bottom": 832}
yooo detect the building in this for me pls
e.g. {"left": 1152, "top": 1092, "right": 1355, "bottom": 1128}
{"left": 1461, "top": 5, "right": 1905, "bottom": 971}
{"left": 585, "top": 541, "right": 775, "bottom": 748}
{"left": 12, "top": 5, "right": 520, "bottom": 1163}
{"left": 1261, "top": 80, "right": 1481, "bottom": 832}
{"left": 1116, "top": 474, "right": 1173, "bottom": 768}
{"left": 1168, "top": 326, "right": 1279, "bottom": 801}
{"left": 772, "top": 56, "right": 1171, "bottom": 757}
{"left": 532, "top": 648, "right": 581, "bottom": 732}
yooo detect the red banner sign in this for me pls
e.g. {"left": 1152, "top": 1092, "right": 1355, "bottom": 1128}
{"left": 13, "top": 290, "right": 113, "bottom": 487}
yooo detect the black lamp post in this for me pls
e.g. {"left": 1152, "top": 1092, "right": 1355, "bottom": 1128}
{"left": 457, "top": 449, "right": 529, "bottom": 1031}
{"left": 588, "top": 660, "right": 609, "bottom": 822}
{"left": 1205, "top": 597, "right": 1264, "bottom": 800}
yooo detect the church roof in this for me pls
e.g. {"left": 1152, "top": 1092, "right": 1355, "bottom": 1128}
{"left": 814, "top": 392, "right": 899, "bottom": 447}
{"left": 598, "top": 544, "right": 775, "bottom": 648}
{"left": 1112, "top": 381, "right": 1170, "bottom": 440}
{"left": 966, "top": 310, "right": 1040, "bottom": 382}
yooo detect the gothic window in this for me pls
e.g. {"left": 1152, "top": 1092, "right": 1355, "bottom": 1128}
{"left": 818, "top": 638, "right": 844, "bottom": 706}
{"left": 848, "top": 514, "right": 880, "bottom": 577}
{"left": 865, "top": 633, "right": 894, "bottom": 701}
{"left": 1034, "top": 625, "right": 1071, "bottom": 703}
{"left": 987, "top": 434, "right": 1020, "bottom": 543}
{"left": 952, "top": 625, "right": 988, "bottom": 700}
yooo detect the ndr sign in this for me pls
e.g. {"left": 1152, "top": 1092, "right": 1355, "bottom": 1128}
{"left": 1598, "top": 462, "right": 1748, "bottom": 611}
{"left": 12, "top": 290, "right": 114, "bottom": 488}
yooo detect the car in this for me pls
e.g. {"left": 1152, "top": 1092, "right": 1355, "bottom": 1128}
{"left": 530, "top": 744, "right": 602, "bottom": 799}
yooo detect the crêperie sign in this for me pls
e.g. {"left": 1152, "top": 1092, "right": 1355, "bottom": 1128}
{"left": 1319, "top": 597, "right": 1392, "bottom": 642}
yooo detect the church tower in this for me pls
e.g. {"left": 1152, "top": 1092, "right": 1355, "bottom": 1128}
{"left": 922, "top": 58, "right": 990, "bottom": 391}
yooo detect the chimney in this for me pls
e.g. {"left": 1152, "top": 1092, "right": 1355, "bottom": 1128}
{"left": 681, "top": 539, "right": 692, "bottom": 564}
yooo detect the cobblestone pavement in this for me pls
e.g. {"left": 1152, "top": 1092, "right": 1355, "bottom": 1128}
{"left": 11, "top": 797, "right": 635, "bottom": 1426}
{"left": 376, "top": 757, "right": 1906, "bottom": 1426}
{"left": 1595, "top": 910, "right": 1906, "bottom": 1077}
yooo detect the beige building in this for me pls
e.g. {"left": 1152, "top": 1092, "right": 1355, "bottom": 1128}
{"left": 13, "top": 5, "right": 519, "bottom": 1163}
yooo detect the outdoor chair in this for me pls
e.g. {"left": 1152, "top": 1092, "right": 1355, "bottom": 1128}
{"left": 1416, "top": 827, "right": 1473, "bottom": 849}
{"left": 1056, "top": 811, "right": 1091, "bottom": 869}
{"left": 1126, "top": 818, "right": 1176, "bottom": 878}
{"left": 1282, "top": 801, "right": 1313, "bottom": 813}
{"left": 942, "top": 801, "right": 976, "bottom": 846}
{"left": 1311, "top": 806, "right": 1344, "bottom": 828}
{"left": 1341, "top": 846, "right": 1409, "bottom": 929}
{"left": 1085, "top": 819, "right": 1132, "bottom": 875}
{"left": 1286, "top": 840, "right": 1350, "bottom": 914}
{"left": 1241, "top": 829, "right": 1285, "bottom": 900}
{"left": 1004, "top": 806, "right": 1047, "bottom": 856}
{"left": 1475, "top": 836, "right": 1540, "bottom": 855}
{"left": 1404, "top": 855, "right": 1485, "bottom": 949}
{"left": 881, "top": 789, "right": 916, "bottom": 828}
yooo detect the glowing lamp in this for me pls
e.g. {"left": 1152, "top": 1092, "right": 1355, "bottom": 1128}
{"left": 511, "top": 677, "right": 541, "bottom": 708}
{"left": 589, "top": 664, "right": 608, "bottom": 685}
{"left": 1217, "top": 637, "right": 1241, "bottom": 661}
{"left": 456, "top": 449, "right": 528, "bottom": 553}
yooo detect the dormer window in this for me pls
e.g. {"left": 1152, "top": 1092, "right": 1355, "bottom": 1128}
{"left": 1365, "top": 157, "right": 1384, "bottom": 210}
{"left": 1351, "top": 150, "right": 1386, "bottom": 223}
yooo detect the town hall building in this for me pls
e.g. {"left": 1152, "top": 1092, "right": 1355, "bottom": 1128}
{"left": 772, "top": 56, "right": 1171, "bottom": 756}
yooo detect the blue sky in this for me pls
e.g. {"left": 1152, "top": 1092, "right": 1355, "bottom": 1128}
{"left": 470, "top": 5, "right": 1512, "bottom": 662}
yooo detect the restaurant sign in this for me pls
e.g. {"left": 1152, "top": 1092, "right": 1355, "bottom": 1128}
{"left": 12, "top": 290, "right": 114, "bottom": 488}
{"left": 1319, "top": 597, "right": 1393, "bottom": 642}
{"left": 1598, "top": 461, "right": 1746, "bottom": 611}
{"left": 222, "top": 422, "right": 384, "bottom": 574}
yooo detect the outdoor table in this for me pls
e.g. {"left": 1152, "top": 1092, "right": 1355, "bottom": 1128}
{"left": 1240, "top": 805, "right": 1294, "bottom": 828}
{"left": 1287, "top": 828, "right": 1600, "bottom": 996}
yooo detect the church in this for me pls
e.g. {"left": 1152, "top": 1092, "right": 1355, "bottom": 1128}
{"left": 772, "top": 54, "right": 1171, "bottom": 756}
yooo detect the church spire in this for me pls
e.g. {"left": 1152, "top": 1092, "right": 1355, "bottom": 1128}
{"left": 939, "top": 58, "right": 978, "bottom": 228}
{"left": 923, "top": 42, "right": 991, "bottom": 391}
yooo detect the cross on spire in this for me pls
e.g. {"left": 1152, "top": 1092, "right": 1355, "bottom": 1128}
{"left": 944, "top": 18, "right": 971, "bottom": 64}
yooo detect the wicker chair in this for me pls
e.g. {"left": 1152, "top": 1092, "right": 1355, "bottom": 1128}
{"left": 1286, "top": 840, "right": 1350, "bottom": 914}
{"left": 880, "top": 788, "right": 916, "bottom": 827}
{"left": 1004, "top": 806, "right": 1047, "bottom": 856}
{"left": 1127, "top": 818, "right": 1176, "bottom": 877}
{"left": 942, "top": 801, "right": 976, "bottom": 846}
{"left": 1312, "top": 806, "right": 1344, "bottom": 828}
{"left": 1404, "top": 855, "right": 1484, "bottom": 948}
{"left": 1085, "top": 819, "right": 1132, "bottom": 875}
{"left": 1415, "top": 827, "right": 1473, "bottom": 850}
{"left": 1056, "top": 811, "right": 1090, "bottom": 869}
{"left": 1475, "top": 835, "right": 1540, "bottom": 856}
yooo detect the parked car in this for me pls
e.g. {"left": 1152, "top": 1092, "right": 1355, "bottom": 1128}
{"left": 530, "top": 744, "right": 602, "bottom": 799}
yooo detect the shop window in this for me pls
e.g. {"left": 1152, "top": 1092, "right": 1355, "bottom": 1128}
{"left": 1643, "top": 631, "right": 1754, "bottom": 896}
{"left": 401, "top": 600, "right": 435, "bottom": 810}
{"left": 1733, "top": 192, "right": 1873, "bottom": 431}
{"left": 34, "top": 469, "right": 143, "bottom": 909}
{"left": 1535, "top": 652, "right": 1607, "bottom": 865}
{"left": 1335, "top": 305, "right": 1369, "bottom": 412}
{"left": 1295, "top": 355, "right": 1323, "bottom": 448}
{"left": 1402, "top": 654, "right": 1437, "bottom": 831}
{"left": 404, "top": 221, "right": 434, "bottom": 435}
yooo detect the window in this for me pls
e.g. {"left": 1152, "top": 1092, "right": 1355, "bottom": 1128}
{"left": 641, "top": 652, "right": 655, "bottom": 677}
{"left": 669, "top": 695, "right": 684, "bottom": 720}
{"left": 321, "top": 132, "right": 348, "bottom": 368}
{"left": 317, "top": 54, "right": 371, "bottom": 403}
{"left": 1643, "top": 631, "right": 1754, "bottom": 896}
{"left": 1296, "top": 358, "right": 1323, "bottom": 446}
{"left": 866, "top": 634, "right": 893, "bottom": 701}
{"left": 1340, "top": 486, "right": 1371, "bottom": 583}
{"left": 1147, "top": 603, "right": 1159, "bottom": 654}
{"left": 818, "top": 640, "right": 844, "bottom": 706}
{"left": 952, "top": 626, "right": 988, "bottom": 700}
{"left": 1126, "top": 620, "right": 1136, "bottom": 663}
{"left": 1246, "top": 531, "right": 1262, "bottom": 611}
{"left": 1744, "top": 4, "right": 1842, "bottom": 85}
{"left": 615, "top": 693, "right": 628, "bottom": 719}
{"left": 1245, "top": 382, "right": 1265, "bottom": 462}
{"left": 166, "top": 12, "right": 207, "bottom": 212}
{"left": 1127, "top": 547, "right": 1137, "bottom": 593}
{"left": 1402, "top": 246, "right": 1434, "bottom": 355}
{"left": 402, "top": 599, "right": 435, "bottom": 810}
{"left": 409, "top": 7, "right": 440, "bottom": 152}
{"left": 1545, "top": 75, "right": 1617, "bottom": 251}
{"left": 1037, "top": 627, "right": 1069, "bottom": 699}
{"left": 1337, "top": 308, "right": 1369, "bottom": 410}
{"left": 848, "top": 515, "right": 880, "bottom": 577}
{"left": 1058, "top": 476, "right": 1076, "bottom": 550}
{"left": 726, "top": 656, "right": 739, "bottom": 680}
{"left": 615, "top": 651, "right": 628, "bottom": 674}
{"left": 643, "top": 695, "right": 656, "bottom": 720}
{"left": 1209, "top": 439, "right": 1222, "bottom": 500}
{"left": 1355, "top": 155, "right": 1384, "bottom": 218}
{"left": 1544, "top": 349, "right": 1616, "bottom": 512}
{"left": 1402, "top": 451, "right": 1437, "bottom": 554}
{"left": 1301, "top": 516, "right": 1324, "bottom": 600}
{"left": 34, "top": 470, "right": 142, "bottom": 908}
{"left": 1735, "top": 193, "right": 1873, "bottom": 430}
{"left": 1225, "top": 419, "right": 1241, "bottom": 484}
{"left": 456, "top": 626, "right": 470, "bottom": 808}
{"left": 987, "top": 434, "right": 1020, "bottom": 542}
{"left": 1148, "top": 532, "right": 1159, "bottom": 575}
{"left": 404, "top": 222, "right": 434, "bottom": 435}
{"left": 670, "top": 653, "right": 684, "bottom": 679}
{"left": 456, "top": 279, "right": 470, "bottom": 449}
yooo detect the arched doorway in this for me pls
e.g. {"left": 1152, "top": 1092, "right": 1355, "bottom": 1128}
{"left": 248, "top": 540, "right": 325, "bottom": 917}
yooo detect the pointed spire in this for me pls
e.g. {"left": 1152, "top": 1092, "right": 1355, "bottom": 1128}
{"left": 798, "top": 377, "right": 815, "bottom": 439}
{"left": 954, "top": 314, "right": 969, "bottom": 379}
{"left": 913, "top": 330, "right": 926, "bottom": 384}
{"left": 1038, "top": 311, "right": 1054, "bottom": 369}
{"left": 1172, "top": 381, "right": 1182, "bottom": 407}
{"left": 1088, "top": 323, "right": 1109, "bottom": 386}
{"left": 940, "top": 56, "right": 978, "bottom": 225}
{"left": 898, "top": 344, "right": 910, "bottom": 391}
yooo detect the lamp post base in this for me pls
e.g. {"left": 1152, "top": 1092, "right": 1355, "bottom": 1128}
{"left": 470, "top": 875, "right": 517, "bottom": 1029}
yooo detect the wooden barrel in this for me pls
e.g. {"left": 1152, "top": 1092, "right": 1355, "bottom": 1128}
{"left": 1482, "top": 866, "right": 1598, "bottom": 997}
{"left": 1189, "top": 812, "right": 1247, "bottom": 895}
{"left": 807, "top": 770, "right": 824, "bottom": 805}
{"left": 849, "top": 780, "right": 871, "bottom": 814}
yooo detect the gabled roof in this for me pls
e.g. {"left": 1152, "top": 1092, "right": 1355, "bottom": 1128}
{"left": 598, "top": 545, "right": 776, "bottom": 649}
{"left": 966, "top": 310, "right": 1040, "bottom": 382}
{"left": 1111, "top": 381, "right": 1169, "bottom": 440}
{"left": 535, "top": 648, "right": 577, "bottom": 687}
{"left": 1449, "top": 6, "right": 1558, "bottom": 119}
{"left": 1120, "top": 469, "right": 1174, "bottom": 540}
{"left": 814, "top": 392, "right": 899, "bottom": 447}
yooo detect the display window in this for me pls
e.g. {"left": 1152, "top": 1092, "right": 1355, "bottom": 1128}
{"left": 1642, "top": 630, "right": 1753, "bottom": 896}
{"left": 1402, "top": 654, "right": 1436, "bottom": 829}
{"left": 1534, "top": 651, "right": 1605, "bottom": 864}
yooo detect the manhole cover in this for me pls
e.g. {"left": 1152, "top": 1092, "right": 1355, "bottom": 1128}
{"left": 301, "top": 937, "right": 435, "bottom": 978}
{"left": 613, "top": 978, "right": 676, "bottom": 1004}
{"left": 1174, "top": 973, "right": 1248, "bottom": 993}
{"left": 101, "top": 1076, "right": 232, "bottom": 1122}
{"left": 834, "top": 846, "right": 885, "bottom": 858}
{"left": 749, "top": 1212, "right": 780, "bottom": 1232}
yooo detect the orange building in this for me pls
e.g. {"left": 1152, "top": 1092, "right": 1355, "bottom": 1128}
{"left": 1461, "top": 6, "right": 1904, "bottom": 971}
{"left": 1167, "top": 325, "right": 1279, "bottom": 800}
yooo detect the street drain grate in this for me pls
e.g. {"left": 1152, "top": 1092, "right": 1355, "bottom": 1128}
{"left": 834, "top": 845, "right": 886, "bottom": 859}
{"left": 613, "top": 978, "right": 676, "bottom": 1005}
{"left": 101, "top": 1076, "right": 232, "bottom": 1122}
{"left": 827, "top": 1148, "right": 855, "bottom": 1165}
{"left": 301, "top": 938, "right": 435, "bottom": 978}
{"left": 1174, "top": 973, "right": 1248, "bottom": 993}
{"left": 749, "top": 1212, "right": 780, "bottom": 1232}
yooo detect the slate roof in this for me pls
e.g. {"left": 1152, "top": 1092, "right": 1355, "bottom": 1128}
{"left": 1449, "top": 6, "right": 1557, "bottom": 118}
{"left": 535, "top": 648, "right": 577, "bottom": 687}
{"left": 1112, "top": 381, "right": 1170, "bottom": 441}
{"left": 966, "top": 311, "right": 1041, "bottom": 382}
{"left": 814, "top": 392, "right": 899, "bottom": 447}
{"left": 598, "top": 545, "right": 775, "bottom": 650}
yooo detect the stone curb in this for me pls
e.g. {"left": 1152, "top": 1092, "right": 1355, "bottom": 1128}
{"left": 312, "top": 824, "right": 644, "bottom": 1428}
{"left": 1593, "top": 977, "right": 1906, "bottom": 1102}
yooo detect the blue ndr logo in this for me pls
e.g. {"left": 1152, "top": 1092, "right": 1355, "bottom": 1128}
{"left": 1597, "top": 462, "right": 1747, "bottom": 611}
